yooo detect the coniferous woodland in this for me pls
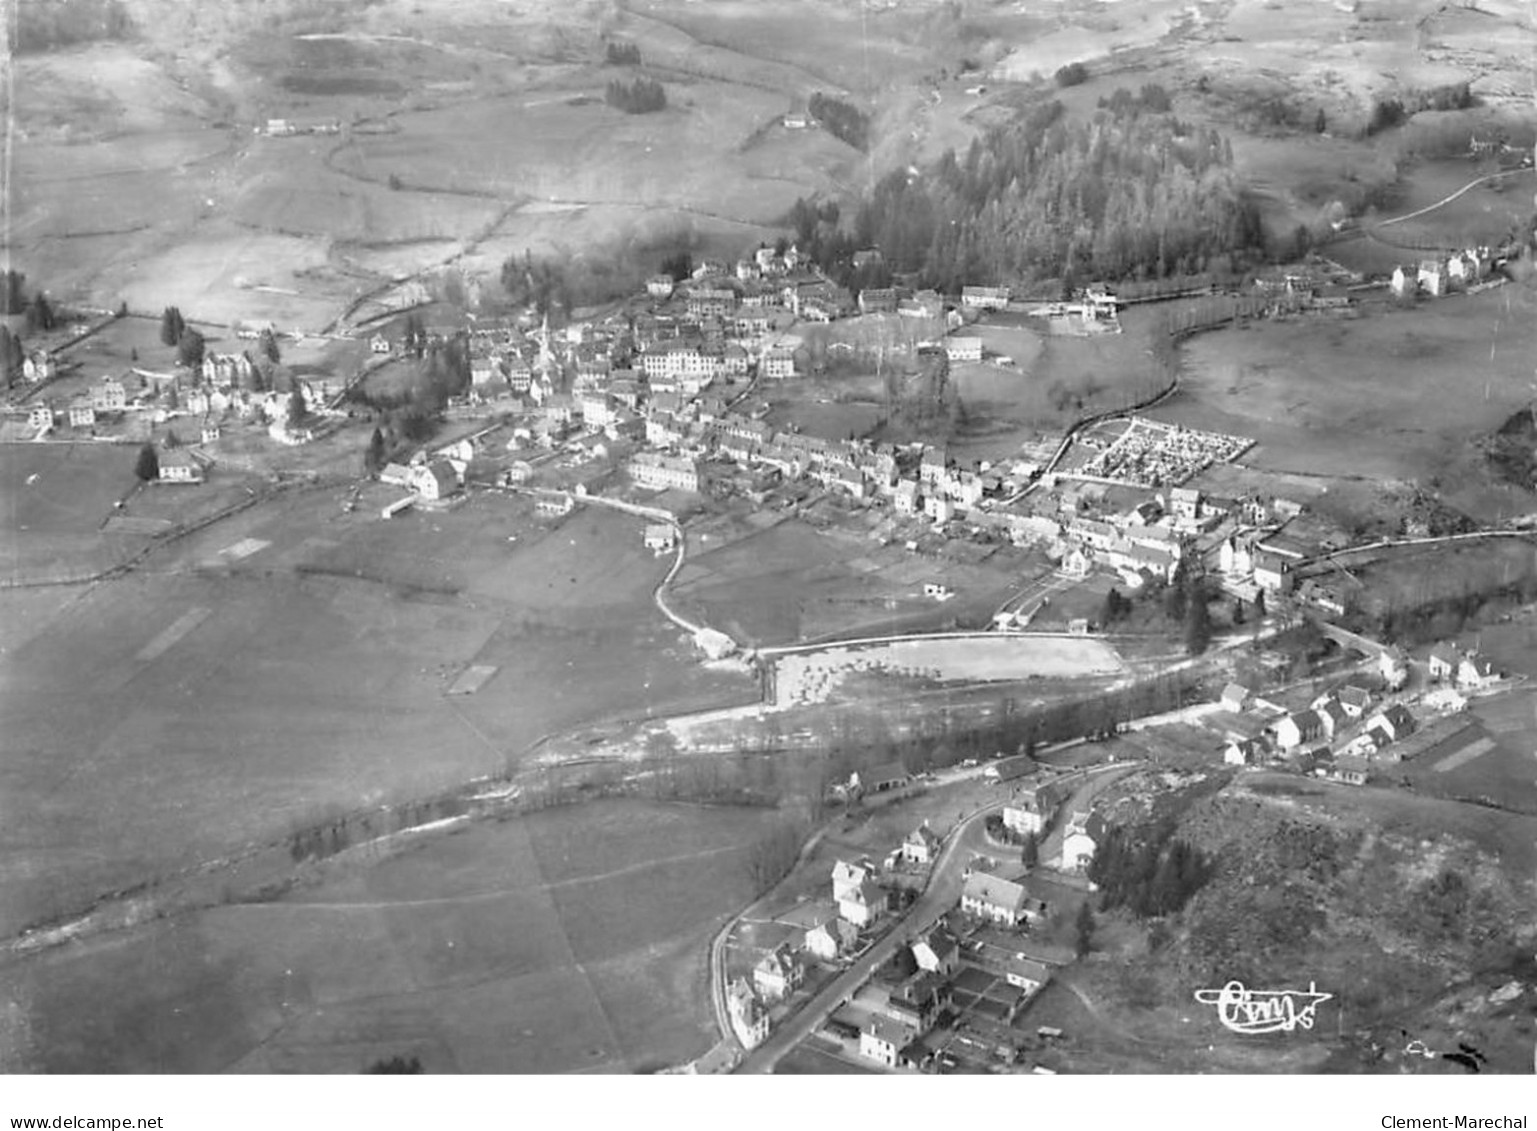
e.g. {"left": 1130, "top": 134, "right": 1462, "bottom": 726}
{"left": 605, "top": 76, "right": 667, "bottom": 114}
{"left": 808, "top": 92, "right": 871, "bottom": 152}
{"left": 795, "top": 88, "right": 1267, "bottom": 291}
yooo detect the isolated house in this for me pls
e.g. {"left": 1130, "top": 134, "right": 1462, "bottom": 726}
{"left": 643, "top": 524, "right": 676, "bottom": 554}
{"left": 855, "top": 763, "right": 910, "bottom": 795}
{"left": 369, "top": 333, "right": 391, "bottom": 355}
{"left": 157, "top": 449, "right": 204, "bottom": 484}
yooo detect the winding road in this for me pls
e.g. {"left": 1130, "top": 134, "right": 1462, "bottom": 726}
{"left": 733, "top": 762, "right": 1136, "bottom": 1073}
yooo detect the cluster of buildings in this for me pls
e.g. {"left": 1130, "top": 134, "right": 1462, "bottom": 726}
{"left": 1217, "top": 639, "right": 1505, "bottom": 786}
{"left": 1389, "top": 247, "right": 1494, "bottom": 300}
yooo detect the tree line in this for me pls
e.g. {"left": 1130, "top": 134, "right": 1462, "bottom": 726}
{"left": 812, "top": 92, "right": 1266, "bottom": 293}
{"left": 809, "top": 92, "right": 870, "bottom": 152}
{"left": 605, "top": 77, "right": 666, "bottom": 114}
{"left": 604, "top": 40, "right": 641, "bottom": 65}
{"left": 15, "top": 0, "right": 133, "bottom": 54}
{"left": 1086, "top": 819, "right": 1215, "bottom": 920}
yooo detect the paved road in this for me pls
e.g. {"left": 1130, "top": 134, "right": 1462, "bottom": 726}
{"left": 734, "top": 763, "right": 1134, "bottom": 1073}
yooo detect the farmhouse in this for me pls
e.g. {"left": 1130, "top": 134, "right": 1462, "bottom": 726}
{"left": 944, "top": 336, "right": 982, "bottom": 362}
{"left": 856, "top": 763, "right": 911, "bottom": 795}
{"left": 533, "top": 490, "right": 575, "bottom": 517}
{"left": 643, "top": 524, "right": 676, "bottom": 554}
{"left": 960, "top": 871, "right": 1031, "bottom": 927}
{"left": 412, "top": 460, "right": 459, "bottom": 501}
{"left": 157, "top": 449, "right": 204, "bottom": 484}
{"left": 369, "top": 333, "right": 391, "bottom": 355}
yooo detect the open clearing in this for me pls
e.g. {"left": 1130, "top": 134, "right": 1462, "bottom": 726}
{"left": 1155, "top": 287, "right": 1537, "bottom": 517}
{"left": 0, "top": 799, "right": 789, "bottom": 1073}
{"left": 0, "top": 444, "right": 150, "bottom": 579}
{"left": 0, "top": 486, "right": 754, "bottom": 935}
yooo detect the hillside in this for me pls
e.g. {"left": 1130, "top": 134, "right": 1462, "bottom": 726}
{"left": 1071, "top": 768, "right": 1537, "bottom": 1074}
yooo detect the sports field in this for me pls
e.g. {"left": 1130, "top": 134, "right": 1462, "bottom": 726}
{"left": 0, "top": 799, "right": 789, "bottom": 1073}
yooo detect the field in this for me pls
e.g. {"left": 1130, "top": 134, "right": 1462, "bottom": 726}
{"left": 0, "top": 799, "right": 790, "bottom": 1073}
{"left": 0, "top": 485, "right": 755, "bottom": 935}
{"left": 0, "top": 444, "right": 147, "bottom": 579}
{"left": 1155, "top": 287, "right": 1537, "bottom": 522}
{"left": 774, "top": 635, "right": 1125, "bottom": 708}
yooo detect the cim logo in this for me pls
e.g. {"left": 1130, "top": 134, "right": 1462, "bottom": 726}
{"left": 1193, "top": 980, "right": 1334, "bottom": 1035}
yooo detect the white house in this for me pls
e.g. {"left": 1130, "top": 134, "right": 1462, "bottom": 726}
{"left": 960, "top": 871, "right": 1030, "bottom": 927}
{"left": 753, "top": 943, "right": 804, "bottom": 1003}
{"left": 1273, "top": 709, "right": 1323, "bottom": 751}
{"left": 837, "top": 879, "right": 882, "bottom": 928}
{"left": 726, "top": 978, "right": 770, "bottom": 1049}
{"left": 910, "top": 925, "right": 960, "bottom": 978}
{"left": 804, "top": 917, "right": 857, "bottom": 962}
{"left": 859, "top": 1015, "right": 918, "bottom": 1069}
{"left": 1456, "top": 653, "right": 1500, "bottom": 690}
{"left": 1058, "top": 812, "right": 1105, "bottom": 873}
{"left": 895, "top": 822, "right": 940, "bottom": 866}
{"left": 411, "top": 460, "right": 459, "bottom": 501}
{"left": 157, "top": 449, "right": 204, "bottom": 484}
{"left": 944, "top": 336, "right": 982, "bottom": 363}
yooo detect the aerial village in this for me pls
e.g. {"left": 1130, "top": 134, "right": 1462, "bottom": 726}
{"left": 5, "top": 230, "right": 1530, "bottom": 1073}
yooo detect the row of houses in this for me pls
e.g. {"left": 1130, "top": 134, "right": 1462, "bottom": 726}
{"left": 1389, "top": 247, "right": 1494, "bottom": 300}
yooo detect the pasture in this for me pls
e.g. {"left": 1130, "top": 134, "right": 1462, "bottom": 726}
{"left": 0, "top": 799, "right": 789, "bottom": 1073}
{"left": 0, "top": 485, "right": 754, "bottom": 935}
{"left": 0, "top": 444, "right": 148, "bottom": 580}
{"left": 1149, "top": 287, "right": 1537, "bottom": 520}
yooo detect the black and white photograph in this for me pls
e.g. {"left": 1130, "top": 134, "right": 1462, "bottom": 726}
{"left": 1, "top": 0, "right": 1534, "bottom": 1118}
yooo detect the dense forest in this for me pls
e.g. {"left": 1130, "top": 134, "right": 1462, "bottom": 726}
{"left": 16, "top": 0, "right": 133, "bottom": 53}
{"left": 793, "top": 86, "right": 1267, "bottom": 291}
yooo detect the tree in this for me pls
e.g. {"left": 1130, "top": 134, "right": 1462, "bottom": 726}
{"left": 1314, "top": 108, "right": 1328, "bottom": 134}
{"left": 364, "top": 427, "right": 387, "bottom": 475}
{"left": 160, "top": 306, "right": 185, "bottom": 346}
{"left": 1254, "top": 589, "right": 1267, "bottom": 619}
{"left": 176, "top": 326, "right": 205, "bottom": 368}
{"left": 1074, "top": 901, "right": 1096, "bottom": 958}
{"left": 164, "top": 428, "right": 180, "bottom": 449}
{"left": 25, "top": 293, "right": 55, "bottom": 333}
{"left": 1101, "top": 586, "right": 1129, "bottom": 626}
{"left": 288, "top": 386, "right": 307, "bottom": 426}
{"left": 134, "top": 443, "right": 159, "bottom": 481}
{"left": 258, "top": 328, "right": 281, "bottom": 365}
{"left": 1, "top": 270, "right": 26, "bottom": 315}
{"left": 116, "top": 300, "right": 128, "bottom": 318}
{"left": 1021, "top": 830, "right": 1040, "bottom": 869}
{"left": 1184, "top": 584, "right": 1212, "bottom": 656}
